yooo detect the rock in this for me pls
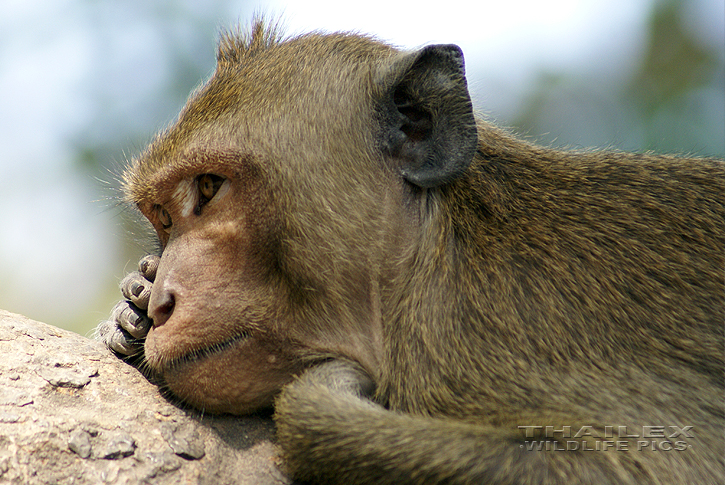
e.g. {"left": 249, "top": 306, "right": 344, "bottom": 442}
{"left": 0, "top": 309, "right": 290, "bottom": 484}
{"left": 68, "top": 428, "right": 93, "bottom": 458}
{"left": 161, "top": 423, "right": 206, "bottom": 460}
{"left": 99, "top": 431, "right": 137, "bottom": 460}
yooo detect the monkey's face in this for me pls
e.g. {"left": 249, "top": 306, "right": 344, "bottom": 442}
{"left": 134, "top": 142, "right": 400, "bottom": 414}
{"left": 135, "top": 150, "right": 303, "bottom": 414}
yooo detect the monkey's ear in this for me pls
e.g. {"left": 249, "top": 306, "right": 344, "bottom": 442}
{"left": 377, "top": 44, "right": 478, "bottom": 189}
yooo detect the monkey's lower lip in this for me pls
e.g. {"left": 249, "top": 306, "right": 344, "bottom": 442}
{"left": 168, "top": 331, "right": 251, "bottom": 369}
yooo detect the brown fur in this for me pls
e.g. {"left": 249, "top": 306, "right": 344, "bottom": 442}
{"left": 100, "top": 21, "right": 724, "bottom": 484}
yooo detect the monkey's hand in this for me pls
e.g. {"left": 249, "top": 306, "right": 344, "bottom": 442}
{"left": 96, "top": 255, "right": 159, "bottom": 355}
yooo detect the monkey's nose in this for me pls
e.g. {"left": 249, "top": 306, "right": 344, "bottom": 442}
{"left": 148, "top": 290, "right": 175, "bottom": 327}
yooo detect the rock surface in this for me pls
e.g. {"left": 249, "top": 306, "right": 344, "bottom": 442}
{"left": 0, "top": 309, "right": 289, "bottom": 485}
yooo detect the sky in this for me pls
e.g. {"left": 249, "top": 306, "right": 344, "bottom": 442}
{"left": 0, "top": 0, "right": 722, "bottom": 335}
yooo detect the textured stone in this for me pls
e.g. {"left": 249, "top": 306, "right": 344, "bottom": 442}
{"left": 0, "top": 309, "right": 290, "bottom": 485}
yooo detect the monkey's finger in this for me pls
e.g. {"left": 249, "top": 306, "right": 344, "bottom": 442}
{"left": 120, "top": 272, "right": 153, "bottom": 310}
{"left": 111, "top": 300, "right": 152, "bottom": 339}
{"left": 138, "top": 254, "right": 160, "bottom": 282}
{"left": 95, "top": 318, "right": 141, "bottom": 356}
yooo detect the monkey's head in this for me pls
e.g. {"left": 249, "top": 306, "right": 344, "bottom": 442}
{"left": 124, "top": 23, "right": 477, "bottom": 414}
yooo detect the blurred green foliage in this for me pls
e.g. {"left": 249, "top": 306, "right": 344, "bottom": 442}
{"left": 515, "top": 0, "right": 724, "bottom": 158}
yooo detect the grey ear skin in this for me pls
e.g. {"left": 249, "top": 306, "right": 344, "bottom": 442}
{"left": 377, "top": 44, "right": 478, "bottom": 189}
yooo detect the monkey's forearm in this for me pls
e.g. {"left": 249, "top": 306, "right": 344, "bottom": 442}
{"left": 275, "top": 362, "right": 652, "bottom": 485}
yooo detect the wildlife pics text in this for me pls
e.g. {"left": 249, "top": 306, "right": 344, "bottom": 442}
{"left": 517, "top": 425, "right": 695, "bottom": 452}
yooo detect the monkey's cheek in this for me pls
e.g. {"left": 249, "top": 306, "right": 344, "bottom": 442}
{"left": 159, "top": 341, "right": 296, "bottom": 415}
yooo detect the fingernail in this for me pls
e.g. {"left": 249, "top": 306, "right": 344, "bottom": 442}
{"left": 131, "top": 283, "right": 144, "bottom": 297}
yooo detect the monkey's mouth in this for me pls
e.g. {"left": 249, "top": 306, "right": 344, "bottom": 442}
{"left": 164, "top": 330, "right": 252, "bottom": 370}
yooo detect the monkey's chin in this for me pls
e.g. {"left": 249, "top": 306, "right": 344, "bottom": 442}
{"left": 146, "top": 332, "right": 296, "bottom": 415}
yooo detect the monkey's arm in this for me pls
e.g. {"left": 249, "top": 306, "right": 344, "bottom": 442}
{"left": 96, "top": 255, "right": 159, "bottom": 355}
{"left": 275, "top": 360, "right": 652, "bottom": 485}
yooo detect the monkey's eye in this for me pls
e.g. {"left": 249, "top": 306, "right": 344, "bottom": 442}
{"left": 155, "top": 205, "right": 172, "bottom": 232}
{"left": 195, "top": 174, "right": 225, "bottom": 214}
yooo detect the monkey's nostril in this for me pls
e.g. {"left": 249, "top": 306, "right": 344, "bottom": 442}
{"left": 160, "top": 296, "right": 175, "bottom": 315}
{"left": 150, "top": 291, "right": 175, "bottom": 327}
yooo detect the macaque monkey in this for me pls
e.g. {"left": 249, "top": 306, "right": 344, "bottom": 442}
{"left": 97, "top": 21, "right": 724, "bottom": 484}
